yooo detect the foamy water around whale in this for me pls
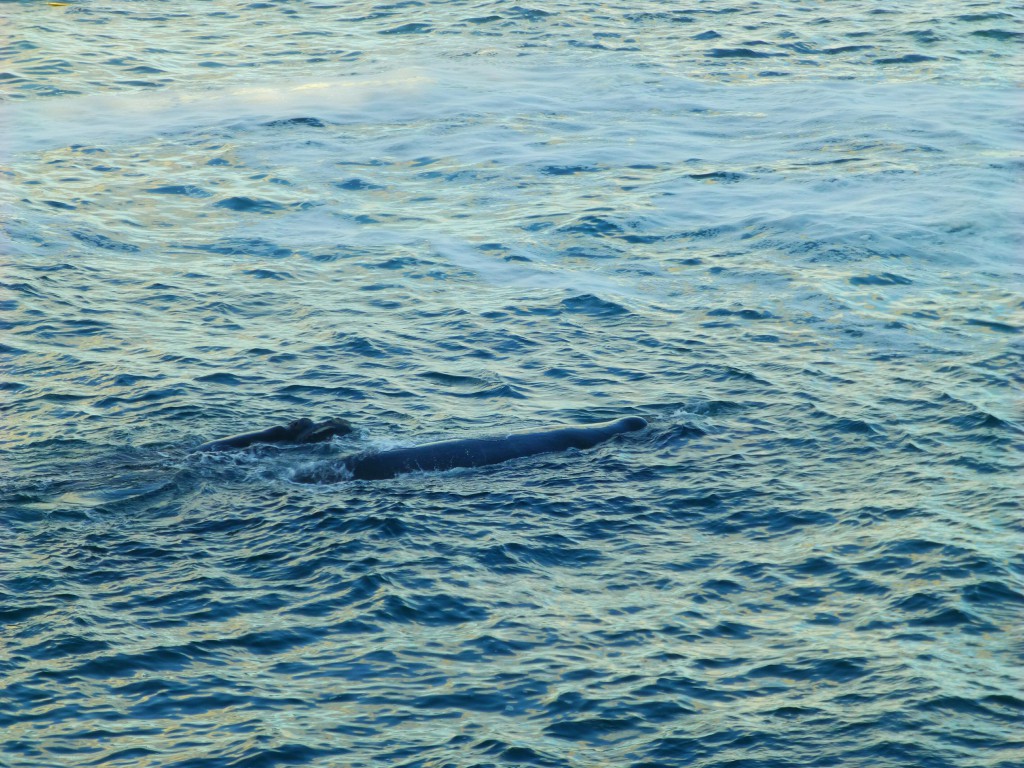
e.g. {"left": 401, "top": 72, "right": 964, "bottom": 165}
{"left": 1, "top": 2, "right": 1021, "bottom": 766}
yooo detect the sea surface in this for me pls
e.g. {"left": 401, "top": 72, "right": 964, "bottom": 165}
{"left": 1, "top": 1, "right": 1022, "bottom": 766}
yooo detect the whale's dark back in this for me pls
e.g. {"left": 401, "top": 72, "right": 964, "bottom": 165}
{"left": 340, "top": 416, "right": 647, "bottom": 481}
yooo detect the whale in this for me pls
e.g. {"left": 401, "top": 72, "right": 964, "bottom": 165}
{"left": 194, "top": 417, "right": 353, "bottom": 452}
{"left": 294, "top": 416, "right": 647, "bottom": 482}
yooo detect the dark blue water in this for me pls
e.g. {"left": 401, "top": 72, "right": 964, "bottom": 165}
{"left": 2, "top": 1, "right": 1022, "bottom": 766}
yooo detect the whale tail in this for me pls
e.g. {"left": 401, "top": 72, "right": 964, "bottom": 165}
{"left": 293, "top": 417, "right": 353, "bottom": 444}
{"left": 194, "top": 416, "right": 353, "bottom": 452}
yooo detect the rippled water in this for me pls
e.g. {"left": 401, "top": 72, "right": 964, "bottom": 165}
{"left": 2, "top": 1, "right": 1022, "bottom": 766}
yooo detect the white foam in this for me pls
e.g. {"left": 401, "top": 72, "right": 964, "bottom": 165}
{"left": 0, "top": 69, "right": 436, "bottom": 153}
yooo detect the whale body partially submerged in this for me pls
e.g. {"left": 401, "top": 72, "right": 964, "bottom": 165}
{"left": 296, "top": 416, "right": 648, "bottom": 483}
{"left": 195, "top": 415, "right": 647, "bottom": 482}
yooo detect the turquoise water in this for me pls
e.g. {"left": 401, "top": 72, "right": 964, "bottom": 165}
{"left": 2, "top": 2, "right": 1022, "bottom": 766}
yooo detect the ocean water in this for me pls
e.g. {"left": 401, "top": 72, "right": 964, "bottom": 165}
{"left": 1, "top": 1, "right": 1022, "bottom": 766}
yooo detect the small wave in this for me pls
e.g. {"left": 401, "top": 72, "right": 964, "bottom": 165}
{"left": 145, "top": 184, "right": 212, "bottom": 197}
{"left": 708, "top": 47, "right": 787, "bottom": 58}
{"left": 370, "top": 593, "right": 489, "bottom": 626}
{"left": 965, "top": 317, "right": 1019, "bottom": 334}
{"left": 874, "top": 54, "right": 938, "bottom": 64}
{"left": 559, "top": 293, "right": 630, "bottom": 317}
{"left": 212, "top": 196, "right": 287, "bottom": 212}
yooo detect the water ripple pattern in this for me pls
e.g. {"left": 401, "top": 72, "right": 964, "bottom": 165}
{"left": 1, "top": 1, "right": 1021, "bottom": 767}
